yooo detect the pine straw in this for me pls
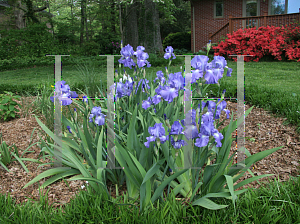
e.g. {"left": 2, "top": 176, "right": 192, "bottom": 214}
{"left": 0, "top": 95, "right": 300, "bottom": 212}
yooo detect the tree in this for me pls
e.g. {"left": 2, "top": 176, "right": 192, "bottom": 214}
{"left": 140, "top": 0, "right": 163, "bottom": 54}
{"left": 116, "top": 0, "right": 165, "bottom": 54}
{"left": 80, "top": 0, "right": 86, "bottom": 45}
{"left": 124, "top": 0, "right": 138, "bottom": 50}
{"left": 23, "top": 0, "right": 40, "bottom": 24}
{"left": 1, "top": 0, "right": 191, "bottom": 56}
{"left": 0, "top": 0, "right": 53, "bottom": 29}
{"left": 158, "top": 0, "right": 191, "bottom": 42}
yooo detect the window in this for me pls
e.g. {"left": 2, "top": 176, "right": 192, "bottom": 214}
{"left": 215, "top": 0, "right": 223, "bottom": 18}
{"left": 270, "top": 0, "right": 286, "bottom": 15}
{"left": 246, "top": 0, "right": 257, "bottom": 28}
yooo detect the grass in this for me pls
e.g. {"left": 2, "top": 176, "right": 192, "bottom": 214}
{"left": 1, "top": 175, "right": 300, "bottom": 223}
{"left": 1, "top": 55, "right": 300, "bottom": 223}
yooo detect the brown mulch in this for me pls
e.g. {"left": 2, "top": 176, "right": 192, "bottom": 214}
{"left": 0, "top": 94, "right": 300, "bottom": 212}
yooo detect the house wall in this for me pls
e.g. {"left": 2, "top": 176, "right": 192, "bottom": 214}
{"left": 191, "top": 0, "right": 269, "bottom": 53}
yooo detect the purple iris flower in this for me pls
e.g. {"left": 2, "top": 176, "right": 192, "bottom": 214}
{"left": 164, "top": 46, "right": 176, "bottom": 60}
{"left": 144, "top": 123, "right": 169, "bottom": 148}
{"left": 204, "top": 69, "right": 219, "bottom": 84}
{"left": 156, "top": 85, "right": 179, "bottom": 103}
{"left": 168, "top": 72, "right": 185, "bottom": 91}
{"left": 194, "top": 111, "right": 224, "bottom": 147}
{"left": 203, "top": 100, "right": 231, "bottom": 120}
{"left": 151, "top": 95, "right": 162, "bottom": 105}
{"left": 191, "top": 55, "right": 209, "bottom": 72}
{"left": 154, "top": 71, "right": 166, "bottom": 85}
{"left": 142, "top": 96, "right": 153, "bottom": 110}
{"left": 168, "top": 121, "right": 188, "bottom": 149}
{"left": 226, "top": 67, "right": 233, "bottom": 77}
{"left": 170, "top": 136, "right": 187, "bottom": 149}
{"left": 89, "top": 106, "right": 106, "bottom": 126}
{"left": 169, "top": 120, "right": 185, "bottom": 135}
{"left": 118, "top": 44, "right": 136, "bottom": 69}
{"left": 133, "top": 46, "right": 151, "bottom": 68}
{"left": 211, "top": 56, "right": 232, "bottom": 77}
{"left": 50, "top": 80, "right": 80, "bottom": 106}
{"left": 142, "top": 94, "right": 162, "bottom": 110}
{"left": 135, "top": 79, "right": 151, "bottom": 94}
{"left": 212, "top": 56, "right": 227, "bottom": 69}
{"left": 113, "top": 80, "right": 134, "bottom": 99}
{"left": 191, "top": 69, "right": 204, "bottom": 84}
{"left": 67, "top": 126, "right": 72, "bottom": 133}
{"left": 190, "top": 55, "right": 233, "bottom": 84}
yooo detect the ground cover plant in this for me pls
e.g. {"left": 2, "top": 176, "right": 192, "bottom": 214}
{"left": 0, "top": 43, "right": 300, "bottom": 223}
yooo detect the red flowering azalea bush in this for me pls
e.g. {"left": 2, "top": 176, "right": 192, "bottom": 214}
{"left": 213, "top": 23, "right": 300, "bottom": 62}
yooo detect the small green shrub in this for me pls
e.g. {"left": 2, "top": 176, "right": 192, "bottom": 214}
{"left": 55, "top": 22, "right": 78, "bottom": 45}
{"left": 147, "top": 53, "right": 165, "bottom": 67}
{"left": 79, "top": 41, "right": 101, "bottom": 56}
{"left": 173, "top": 48, "right": 190, "bottom": 55}
{"left": 0, "top": 22, "right": 57, "bottom": 59}
{"left": 163, "top": 31, "right": 191, "bottom": 51}
{"left": 93, "top": 31, "right": 121, "bottom": 55}
{"left": 0, "top": 91, "right": 22, "bottom": 122}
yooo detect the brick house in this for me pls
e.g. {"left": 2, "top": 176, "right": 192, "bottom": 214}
{"left": 190, "top": 0, "right": 300, "bottom": 53}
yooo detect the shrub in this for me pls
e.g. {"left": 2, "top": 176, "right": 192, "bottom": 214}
{"left": 93, "top": 31, "right": 121, "bottom": 55}
{"left": 0, "top": 22, "right": 57, "bottom": 59}
{"left": 173, "top": 48, "right": 190, "bottom": 55}
{"left": 55, "top": 22, "right": 78, "bottom": 45}
{"left": 163, "top": 31, "right": 191, "bottom": 51}
{"left": 213, "top": 23, "right": 300, "bottom": 62}
{"left": 79, "top": 41, "right": 102, "bottom": 56}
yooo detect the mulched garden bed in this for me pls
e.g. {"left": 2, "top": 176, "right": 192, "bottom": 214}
{"left": 1, "top": 95, "right": 300, "bottom": 212}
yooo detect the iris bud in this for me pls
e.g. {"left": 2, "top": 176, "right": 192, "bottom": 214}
{"left": 165, "top": 119, "right": 171, "bottom": 129}
{"left": 174, "top": 135, "right": 178, "bottom": 142}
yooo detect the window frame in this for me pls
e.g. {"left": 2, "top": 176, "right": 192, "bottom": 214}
{"left": 214, "top": 0, "right": 224, "bottom": 19}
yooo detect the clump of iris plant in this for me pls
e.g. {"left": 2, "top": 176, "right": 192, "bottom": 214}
{"left": 110, "top": 44, "right": 233, "bottom": 151}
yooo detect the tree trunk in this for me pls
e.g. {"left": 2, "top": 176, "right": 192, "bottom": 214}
{"left": 80, "top": 0, "right": 85, "bottom": 46}
{"left": 111, "top": 1, "right": 116, "bottom": 33}
{"left": 119, "top": 3, "right": 124, "bottom": 43}
{"left": 152, "top": 1, "right": 163, "bottom": 54}
{"left": 85, "top": 1, "right": 89, "bottom": 41}
{"left": 141, "top": 0, "right": 163, "bottom": 54}
{"left": 70, "top": 0, "right": 75, "bottom": 38}
{"left": 13, "top": 0, "right": 26, "bottom": 29}
{"left": 124, "top": 0, "right": 138, "bottom": 50}
{"left": 47, "top": 0, "right": 55, "bottom": 38}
